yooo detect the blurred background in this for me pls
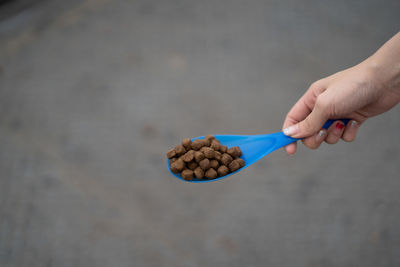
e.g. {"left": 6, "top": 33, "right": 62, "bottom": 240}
{"left": 0, "top": 0, "right": 399, "bottom": 266}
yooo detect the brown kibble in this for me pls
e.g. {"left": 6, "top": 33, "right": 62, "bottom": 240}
{"left": 171, "top": 158, "right": 185, "bottom": 173}
{"left": 181, "top": 169, "right": 194, "bottom": 180}
{"left": 210, "top": 140, "right": 221, "bottom": 151}
{"left": 228, "top": 160, "right": 240, "bottom": 172}
{"left": 170, "top": 164, "right": 179, "bottom": 173}
{"left": 166, "top": 148, "right": 176, "bottom": 159}
{"left": 221, "top": 153, "right": 233, "bottom": 165}
{"left": 210, "top": 159, "right": 219, "bottom": 169}
{"left": 204, "top": 135, "right": 215, "bottom": 146}
{"left": 181, "top": 150, "right": 195, "bottom": 162}
{"left": 235, "top": 147, "right": 242, "bottom": 157}
{"left": 187, "top": 161, "right": 198, "bottom": 170}
{"left": 201, "top": 147, "right": 214, "bottom": 159}
{"left": 205, "top": 134, "right": 215, "bottom": 142}
{"left": 194, "top": 151, "right": 205, "bottom": 163}
{"left": 220, "top": 145, "right": 228, "bottom": 153}
{"left": 217, "top": 165, "right": 229, "bottom": 176}
{"left": 236, "top": 158, "right": 245, "bottom": 168}
{"left": 203, "top": 138, "right": 211, "bottom": 146}
{"left": 194, "top": 167, "right": 204, "bottom": 179}
{"left": 174, "top": 144, "right": 186, "bottom": 156}
{"left": 182, "top": 138, "right": 192, "bottom": 150}
{"left": 199, "top": 158, "right": 210, "bottom": 171}
{"left": 205, "top": 168, "right": 217, "bottom": 179}
{"left": 214, "top": 151, "right": 222, "bottom": 161}
{"left": 227, "top": 146, "right": 241, "bottom": 158}
{"left": 191, "top": 139, "right": 207, "bottom": 150}
{"left": 199, "top": 147, "right": 207, "bottom": 152}
{"left": 170, "top": 157, "right": 177, "bottom": 164}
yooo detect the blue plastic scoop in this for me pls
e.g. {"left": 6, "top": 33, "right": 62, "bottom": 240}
{"left": 167, "top": 119, "right": 349, "bottom": 183}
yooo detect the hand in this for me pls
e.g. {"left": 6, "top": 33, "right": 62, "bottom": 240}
{"left": 282, "top": 40, "right": 400, "bottom": 155}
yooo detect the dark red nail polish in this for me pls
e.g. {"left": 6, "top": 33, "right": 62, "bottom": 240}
{"left": 335, "top": 123, "right": 345, "bottom": 130}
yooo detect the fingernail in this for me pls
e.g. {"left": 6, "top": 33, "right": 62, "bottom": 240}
{"left": 315, "top": 130, "right": 327, "bottom": 142}
{"left": 335, "top": 122, "right": 345, "bottom": 132}
{"left": 283, "top": 125, "right": 298, "bottom": 136}
{"left": 350, "top": 120, "right": 358, "bottom": 128}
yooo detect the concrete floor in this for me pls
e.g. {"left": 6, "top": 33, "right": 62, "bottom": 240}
{"left": 1, "top": 0, "right": 400, "bottom": 266}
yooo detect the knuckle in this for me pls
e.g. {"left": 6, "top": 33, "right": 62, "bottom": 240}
{"left": 308, "top": 144, "right": 319, "bottom": 150}
{"left": 325, "top": 138, "right": 339, "bottom": 145}
{"left": 309, "top": 80, "right": 324, "bottom": 91}
{"left": 301, "top": 119, "right": 315, "bottom": 133}
{"left": 314, "top": 95, "right": 329, "bottom": 112}
{"left": 342, "top": 135, "right": 355, "bottom": 142}
{"left": 302, "top": 138, "right": 318, "bottom": 150}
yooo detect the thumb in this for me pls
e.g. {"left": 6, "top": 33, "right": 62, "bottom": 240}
{"left": 283, "top": 101, "right": 328, "bottom": 138}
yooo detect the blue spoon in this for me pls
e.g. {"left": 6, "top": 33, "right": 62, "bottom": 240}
{"left": 167, "top": 119, "right": 349, "bottom": 183}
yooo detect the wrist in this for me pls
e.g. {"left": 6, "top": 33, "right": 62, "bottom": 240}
{"left": 357, "top": 59, "right": 388, "bottom": 94}
{"left": 363, "top": 32, "right": 400, "bottom": 95}
{"left": 361, "top": 56, "right": 400, "bottom": 96}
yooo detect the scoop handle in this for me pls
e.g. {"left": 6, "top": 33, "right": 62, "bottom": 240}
{"left": 274, "top": 119, "right": 351, "bottom": 148}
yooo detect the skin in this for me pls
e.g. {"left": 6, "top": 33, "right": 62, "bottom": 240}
{"left": 282, "top": 32, "right": 400, "bottom": 155}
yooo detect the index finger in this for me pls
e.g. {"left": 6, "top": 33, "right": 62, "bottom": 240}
{"left": 282, "top": 81, "right": 328, "bottom": 154}
{"left": 282, "top": 97, "right": 312, "bottom": 155}
{"left": 282, "top": 80, "right": 328, "bottom": 129}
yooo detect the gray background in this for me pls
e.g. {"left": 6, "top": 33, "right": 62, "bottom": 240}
{"left": 1, "top": 0, "right": 399, "bottom": 266}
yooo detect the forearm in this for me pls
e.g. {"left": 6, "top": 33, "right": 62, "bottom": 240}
{"left": 364, "top": 31, "right": 400, "bottom": 96}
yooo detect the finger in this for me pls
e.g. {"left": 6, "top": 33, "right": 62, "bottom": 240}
{"left": 284, "top": 142, "right": 297, "bottom": 155}
{"left": 302, "top": 129, "right": 327, "bottom": 149}
{"left": 284, "top": 94, "right": 330, "bottom": 138}
{"left": 325, "top": 121, "right": 345, "bottom": 144}
{"left": 283, "top": 98, "right": 312, "bottom": 130}
{"left": 342, "top": 120, "right": 359, "bottom": 142}
{"left": 282, "top": 80, "right": 328, "bottom": 130}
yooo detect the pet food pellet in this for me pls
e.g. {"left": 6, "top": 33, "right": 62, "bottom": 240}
{"left": 173, "top": 158, "right": 185, "bottom": 171}
{"left": 235, "top": 147, "right": 242, "bottom": 157}
{"left": 220, "top": 145, "right": 228, "bottom": 153}
{"left": 221, "top": 153, "right": 233, "bottom": 165}
{"left": 194, "top": 151, "right": 205, "bottom": 163}
{"left": 171, "top": 158, "right": 185, "bottom": 173}
{"left": 170, "top": 157, "right": 177, "bottom": 164}
{"left": 181, "top": 150, "right": 195, "bottom": 162}
{"left": 228, "top": 160, "right": 240, "bottom": 172}
{"left": 170, "top": 164, "right": 180, "bottom": 174}
{"left": 236, "top": 158, "right": 245, "bottom": 168}
{"left": 194, "top": 167, "right": 204, "bottom": 179}
{"left": 227, "top": 146, "right": 241, "bottom": 158}
{"left": 174, "top": 144, "right": 186, "bottom": 156}
{"left": 187, "top": 161, "right": 198, "bottom": 170}
{"left": 205, "top": 134, "right": 215, "bottom": 142}
{"left": 204, "top": 135, "right": 215, "bottom": 146}
{"left": 191, "top": 139, "right": 207, "bottom": 150}
{"left": 210, "top": 159, "right": 219, "bottom": 169}
{"left": 199, "top": 147, "right": 207, "bottom": 152}
{"left": 214, "top": 151, "right": 222, "bottom": 161}
{"left": 199, "top": 158, "right": 210, "bottom": 171}
{"left": 210, "top": 140, "right": 221, "bottom": 151}
{"left": 166, "top": 148, "right": 176, "bottom": 159}
{"left": 204, "top": 139, "right": 211, "bottom": 146}
{"left": 182, "top": 138, "right": 192, "bottom": 150}
{"left": 181, "top": 169, "right": 194, "bottom": 180}
{"left": 201, "top": 147, "right": 215, "bottom": 159}
{"left": 217, "top": 165, "right": 229, "bottom": 176}
{"left": 205, "top": 168, "right": 217, "bottom": 179}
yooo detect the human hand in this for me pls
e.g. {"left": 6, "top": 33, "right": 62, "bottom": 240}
{"left": 282, "top": 49, "right": 400, "bottom": 155}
